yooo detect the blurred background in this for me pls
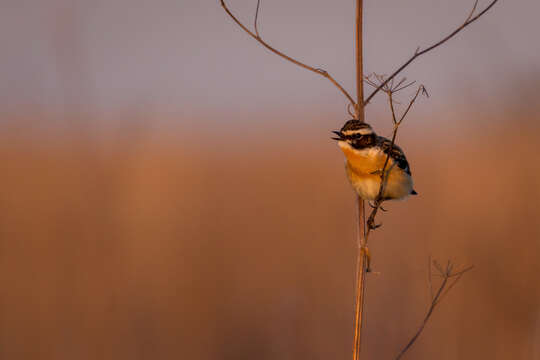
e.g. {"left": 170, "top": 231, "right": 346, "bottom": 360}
{"left": 1, "top": 0, "right": 539, "bottom": 359}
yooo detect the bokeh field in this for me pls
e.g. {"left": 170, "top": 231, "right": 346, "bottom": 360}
{"left": 1, "top": 104, "right": 539, "bottom": 359}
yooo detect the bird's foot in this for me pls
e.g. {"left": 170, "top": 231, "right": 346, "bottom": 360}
{"left": 368, "top": 201, "right": 387, "bottom": 212}
{"left": 367, "top": 218, "right": 382, "bottom": 230}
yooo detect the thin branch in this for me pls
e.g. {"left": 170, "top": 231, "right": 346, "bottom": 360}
{"left": 364, "top": 74, "right": 416, "bottom": 99}
{"left": 395, "top": 275, "right": 448, "bottom": 360}
{"left": 364, "top": 0, "right": 499, "bottom": 105}
{"left": 467, "top": 0, "right": 480, "bottom": 22}
{"left": 448, "top": 265, "right": 475, "bottom": 278}
{"left": 395, "top": 261, "right": 473, "bottom": 359}
{"left": 428, "top": 255, "right": 434, "bottom": 302}
{"left": 220, "top": 0, "right": 357, "bottom": 112}
{"left": 394, "top": 80, "right": 417, "bottom": 93}
{"left": 347, "top": 103, "right": 356, "bottom": 118}
{"left": 436, "top": 273, "right": 464, "bottom": 305}
{"left": 254, "top": 0, "right": 261, "bottom": 38}
{"left": 398, "top": 85, "right": 428, "bottom": 125}
{"left": 437, "top": 265, "right": 475, "bottom": 304}
{"left": 388, "top": 92, "right": 397, "bottom": 124}
{"left": 433, "top": 260, "right": 443, "bottom": 274}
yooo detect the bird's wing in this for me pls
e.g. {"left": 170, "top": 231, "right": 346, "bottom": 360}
{"left": 377, "top": 136, "right": 412, "bottom": 175}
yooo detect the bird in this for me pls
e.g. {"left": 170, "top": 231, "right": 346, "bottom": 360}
{"left": 333, "top": 119, "right": 417, "bottom": 202}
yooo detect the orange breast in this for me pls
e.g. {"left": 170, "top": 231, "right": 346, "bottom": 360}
{"left": 339, "top": 143, "right": 390, "bottom": 175}
{"left": 339, "top": 142, "right": 412, "bottom": 200}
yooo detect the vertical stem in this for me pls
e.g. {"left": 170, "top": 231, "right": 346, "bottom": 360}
{"left": 353, "top": 1, "right": 367, "bottom": 360}
{"left": 355, "top": 0, "right": 364, "bottom": 122}
{"left": 353, "top": 196, "right": 368, "bottom": 360}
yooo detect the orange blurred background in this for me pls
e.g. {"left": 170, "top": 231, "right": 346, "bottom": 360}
{"left": 1, "top": 0, "right": 540, "bottom": 359}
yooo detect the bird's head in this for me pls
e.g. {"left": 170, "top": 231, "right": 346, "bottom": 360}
{"left": 332, "top": 120, "right": 374, "bottom": 141}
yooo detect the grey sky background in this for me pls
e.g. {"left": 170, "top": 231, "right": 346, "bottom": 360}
{"left": 1, "top": 0, "right": 538, "bottom": 128}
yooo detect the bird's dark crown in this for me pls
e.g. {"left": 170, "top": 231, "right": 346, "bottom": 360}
{"left": 332, "top": 120, "right": 374, "bottom": 140}
{"left": 340, "top": 120, "right": 372, "bottom": 133}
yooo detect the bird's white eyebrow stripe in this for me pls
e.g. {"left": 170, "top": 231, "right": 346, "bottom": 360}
{"left": 342, "top": 128, "right": 372, "bottom": 135}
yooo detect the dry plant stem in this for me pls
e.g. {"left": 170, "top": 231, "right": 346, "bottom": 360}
{"left": 395, "top": 262, "right": 474, "bottom": 360}
{"left": 352, "top": 1, "right": 367, "bottom": 359}
{"left": 353, "top": 197, "right": 368, "bottom": 360}
{"left": 355, "top": 0, "right": 364, "bottom": 122}
{"left": 219, "top": 0, "right": 357, "bottom": 112}
{"left": 364, "top": 0, "right": 499, "bottom": 105}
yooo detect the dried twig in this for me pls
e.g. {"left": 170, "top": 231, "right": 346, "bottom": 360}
{"left": 220, "top": 0, "right": 358, "bottom": 114}
{"left": 253, "top": 0, "right": 261, "bottom": 38}
{"left": 395, "top": 261, "right": 474, "bottom": 359}
{"left": 362, "top": 77, "right": 427, "bottom": 242}
{"left": 428, "top": 255, "right": 434, "bottom": 302}
{"left": 364, "top": 0, "right": 499, "bottom": 105}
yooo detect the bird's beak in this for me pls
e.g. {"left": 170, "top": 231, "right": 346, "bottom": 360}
{"left": 331, "top": 130, "right": 343, "bottom": 141}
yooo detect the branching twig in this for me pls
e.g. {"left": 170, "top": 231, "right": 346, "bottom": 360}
{"left": 220, "top": 0, "right": 358, "bottom": 114}
{"left": 428, "top": 255, "right": 434, "bottom": 302}
{"left": 364, "top": 0, "right": 499, "bottom": 105}
{"left": 395, "top": 261, "right": 474, "bottom": 359}
{"left": 361, "top": 77, "right": 427, "bottom": 245}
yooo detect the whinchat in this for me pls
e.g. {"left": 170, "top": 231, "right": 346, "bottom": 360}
{"left": 333, "top": 120, "right": 417, "bottom": 201}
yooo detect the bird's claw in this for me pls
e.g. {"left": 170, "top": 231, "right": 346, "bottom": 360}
{"left": 368, "top": 201, "right": 387, "bottom": 212}
{"left": 367, "top": 219, "right": 382, "bottom": 230}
